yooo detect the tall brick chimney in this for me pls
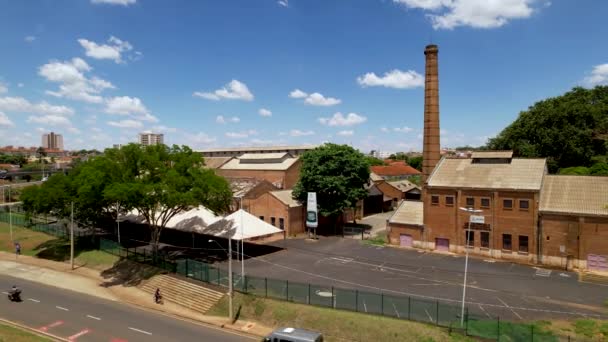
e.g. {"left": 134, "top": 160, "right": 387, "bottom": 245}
{"left": 422, "top": 44, "right": 440, "bottom": 186}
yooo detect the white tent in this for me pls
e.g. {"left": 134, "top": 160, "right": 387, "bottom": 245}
{"left": 202, "top": 209, "right": 283, "bottom": 241}
{"left": 122, "top": 206, "right": 222, "bottom": 233}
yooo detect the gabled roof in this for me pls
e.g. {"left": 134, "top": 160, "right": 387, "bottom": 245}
{"left": 270, "top": 190, "right": 302, "bottom": 208}
{"left": 220, "top": 153, "right": 299, "bottom": 171}
{"left": 206, "top": 209, "right": 284, "bottom": 240}
{"left": 389, "top": 201, "right": 423, "bottom": 226}
{"left": 540, "top": 175, "right": 608, "bottom": 217}
{"left": 427, "top": 157, "right": 546, "bottom": 191}
{"left": 203, "top": 157, "right": 233, "bottom": 169}
{"left": 370, "top": 172, "right": 383, "bottom": 182}
{"left": 387, "top": 180, "right": 420, "bottom": 193}
{"left": 371, "top": 162, "right": 421, "bottom": 177}
{"left": 227, "top": 177, "right": 278, "bottom": 198}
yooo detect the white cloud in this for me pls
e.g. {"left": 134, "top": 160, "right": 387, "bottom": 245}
{"left": 394, "top": 126, "right": 413, "bottom": 133}
{"left": 152, "top": 125, "right": 178, "bottom": 133}
{"left": 68, "top": 126, "right": 81, "bottom": 134}
{"left": 78, "top": 36, "right": 134, "bottom": 63}
{"left": 289, "top": 129, "right": 315, "bottom": 137}
{"left": 225, "top": 130, "right": 258, "bottom": 139}
{"left": 216, "top": 115, "right": 240, "bottom": 124}
{"left": 183, "top": 132, "right": 216, "bottom": 146}
{"left": 0, "top": 83, "right": 6, "bottom": 94}
{"left": 17, "top": 83, "right": 24, "bottom": 88}
{"left": 393, "top": 0, "right": 545, "bottom": 30}
{"left": 278, "top": 0, "right": 289, "bottom": 7}
{"left": 193, "top": 80, "right": 254, "bottom": 101}
{"left": 289, "top": 89, "right": 308, "bottom": 99}
{"left": 0, "top": 97, "right": 74, "bottom": 116}
{"left": 0, "top": 112, "right": 14, "bottom": 127}
{"left": 91, "top": 0, "right": 136, "bottom": 6}
{"left": 27, "top": 114, "right": 72, "bottom": 126}
{"left": 24, "top": 35, "right": 36, "bottom": 43}
{"left": 107, "top": 119, "right": 143, "bottom": 128}
{"left": 357, "top": 69, "right": 424, "bottom": 89}
{"left": 289, "top": 89, "right": 341, "bottom": 106}
{"left": 105, "top": 96, "right": 157, "bottom": 122}
{"left": 39, "top": 57, "right": 114, "bottom": 103}
{"left": 319, "top": 112, "right": 367, "bottom": 126}
{"left": 380, "top": 127, "right": 390, "bottom": 132}
{"left": 583, "top": 63, "right": 608, "bottom": 87}
{"left": 259, "top": 108, "right": 272, "bottom": 117}
{"left": 337, "top": 130, "right": 354, "bottom": 136}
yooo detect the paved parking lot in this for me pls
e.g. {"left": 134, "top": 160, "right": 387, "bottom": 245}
{"left": 220, "top": 237, "right": 608, "bottom": 322}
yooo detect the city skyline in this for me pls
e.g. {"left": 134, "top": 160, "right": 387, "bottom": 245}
{"left": 0, "top": 1, "right": 607, "bottom": 152}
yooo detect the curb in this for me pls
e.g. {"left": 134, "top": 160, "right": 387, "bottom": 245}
{"left": 0, "top": 317, "right": 68, "bottom": 342}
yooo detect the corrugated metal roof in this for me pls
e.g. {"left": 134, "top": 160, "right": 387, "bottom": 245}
{"left": 428, "top": 157, "right": 546, "bottom": 190}
{"left": 220, "top": 155, "right": 299, "bottom": 171}
{"left": 197, "top": 145, "right": 318, "bottom": 153}
{"left": 471, "top": 151, "right": 513, "bottom": 159}
{"left": 270, "top": 190, "right": 302, "bottom": 207}
{"left": 240, "top": 152, "right": 288, "bottom": 160}
{"left": 389, "top": 201, "right": 423, "bottom": 226}
{"left": 203, "top": 157, "right": 233, "bottom": 169}
{"left": 540, "top": 175, "right": 608, "bottom": 217}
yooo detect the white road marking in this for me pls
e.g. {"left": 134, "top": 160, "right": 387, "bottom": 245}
{"left": 424, "top": 308, "right": 434, "bottom": 322}
{"left": 56, "top": 306, "right": 69, "bottom": 311}
{"left": 1, "top": 291, "right": 8, "bottom": 294}
{"left": 86, "top": 315, "right": 101, "bottom": 320}
{"left": 535, "top": 268, "right": 552, "bottom": 277}
{"left": 411, "top": 283, "right": 449, "bottom": 286}
{"left": 363, "top": 301, "right": 368, "bottom": 313}
{"left": 28, "top": 298, "right": 40, "bottom": 303}
{"left": 392, "top": 303, "right": 401, "bottom": 318}
{"left": 68, "top": 328, "right": 91, "bottom": 341}
{"left": 559, "top": 273, "right": 571, "bottom": 278}
{"left": 478, "top": 304, "right": 491, "bottom": 319}
{"left": 496, "top": 297, "right": 523, "bottom": 320}
{"left": 129, "top": 327, "right": 153, "bottom": 335}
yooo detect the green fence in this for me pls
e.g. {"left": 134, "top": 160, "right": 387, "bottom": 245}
{"left": 0, "top": 209, "right": 89, "bottom": 239}
{"left": 98, "top": 238, "right": 571, "bottom": 341}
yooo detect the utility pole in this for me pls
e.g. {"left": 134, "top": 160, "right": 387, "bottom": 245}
{"left": 9, "top": 203, "right": 13, "bottom": 243}
{"left": 116, "top": 201, "right": 121, "bottom": 245}
{"left": 459, "top": 207, "right": 483, "bottom": 327}
{"left": 70, "top": 201, "right": 74, "bottom": 270}
{"left": 240, "top": 196, "right": 245, "bottom": 279}
{"left": 228, "top": 236, "right": 233, "bottom": 321}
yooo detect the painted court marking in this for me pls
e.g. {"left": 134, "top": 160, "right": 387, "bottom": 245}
{"left": 392, "top": 303, "right": 401, "bottom": 318}
{"left": 56, "top": 305, "right": 69, "bottom": 311}
{"left": 478, "top": 304, "right": 491, "bottom": 319}
{"left": 86, "top": 315, "right": 101, "bottom": 320}
{"left": 68, "top": 329, "right": 91, "bottom": 341}
{"left": 496, "top": 297, "right": 523, "bottom": 320}
{"left": 28, "top": 298, "right": 40, "bottom": 303}
{"left": 39, "top": 320, "right": 64, "bottom": 332}
{"left": 424, "top": 308, "right": 434, "bottom": 322}
{"left": 129, "top": 327, "right": 152, "bottom": 335}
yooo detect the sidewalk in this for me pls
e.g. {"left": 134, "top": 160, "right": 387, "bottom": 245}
{"left": 0, "top": 251, "right": 272, "bottom": 338}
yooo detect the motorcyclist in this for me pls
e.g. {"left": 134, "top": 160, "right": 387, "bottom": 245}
{"left": 9, "top": 285, "right": 20, "bottom": 295}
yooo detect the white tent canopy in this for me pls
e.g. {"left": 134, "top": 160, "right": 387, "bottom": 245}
{"left": 123, "top": 207, "right": 283, "bottom": 241}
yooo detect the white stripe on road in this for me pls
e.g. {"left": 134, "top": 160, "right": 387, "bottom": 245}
{"left": 56, "top": 306, "right": 69, "bottom": 311}
{"left": 28, "top": 298, "right": 40, "bottom": 303}
{"left": 1, "top": 291, "right": 8, "bottom": 294}
{"left": 129, "top": 327, "right": 152, "bottom": 335}
{"left": 86, "top": 315, "right": 101, "bottom": 320}
{"left": 68, "top": 328, "right": 91, "bottom": 341}
{"left": 496, "top": 297, "right": 523, "bottom": 320}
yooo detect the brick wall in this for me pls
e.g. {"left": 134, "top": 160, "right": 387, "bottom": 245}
{"left": 244, "top": 192, "right": 303, "bottom": 236}
{"left": 376, "top": 181, "right": 403, "bottom": 201}
{"left": 388, "top": 223, "right": 423, "bottom": 247}
{"left": 217, "top": 159, "right": 301, "bottom": 189}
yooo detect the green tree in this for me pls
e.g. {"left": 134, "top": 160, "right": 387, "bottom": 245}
{"left": 408, "top": 156, "right": 423, "bottom": 171}
{"left": 365, "top": 156, "right": 385, "bottom": 166}
{"left": 589, "top": 162, "right": 608, "bottom": 176}
{"left": 388, "top": 152, "right": 408, "bottom": 162}
{"left": 559, "top": 166, "right": 590, "bottom": 175}
{"left": 292, "top": 144, "right": 370, "bottom": 231}
{"left": 487, "top": 86, "right": 608, "bottom": 172}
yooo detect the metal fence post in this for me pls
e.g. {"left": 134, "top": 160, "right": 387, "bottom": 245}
{"left": 331, "top": 286, "right": 334, "bottom": 309}
{"left": 205, "top": 263, "right": 209, "bottom": 283}
{"left": 185, "top": 259, "right": 189, "bottom": 277}
{"left": 436, "top": 300, "right": 439, "bottom": 326}
{"left": 531, "top": 324, "right": 534, "bottom": 342}
{"left": 265, "top": 278, "right": 268, "bottom": 298}
{"left": 407, "top": 296, "right": 411, "bottom": 320}
{"left": 217, "top": 267, "right": 220, "bottom": 285}
{"left": 497, "top": 317, "right": 500, "bottom": 341}
{"left": 308, "top": 284, "right": 311, "bottom": 305}
{"left": 286, "top": 280, "right": 289, "bottom": 301}
{"left": 244, "top": 275, "right": 248, "bottom": 293}
{"left": 381, "top": 293, "right": 384, "bottom": 315}
{"left": 356, "top": 290, "right": 359, "bottom": 312}
{"left": 465, "top": 307, "right": 469, "bottom": 336}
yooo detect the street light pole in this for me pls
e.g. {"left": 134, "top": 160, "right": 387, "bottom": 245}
{"left": 116, "top": 202, "right": 121, "bottom": 245}
{"left": 240, "top": 196, "right": 244, "bottom": 279}
{"left": 459, "top": 206, "right": 482, "bottom": 327}
{"left": 70, "top": 201, "right": 75, "bottom": 270}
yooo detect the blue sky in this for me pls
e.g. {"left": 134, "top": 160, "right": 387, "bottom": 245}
{"left": 1, "top": 0, "right": 607, "bottom": 153}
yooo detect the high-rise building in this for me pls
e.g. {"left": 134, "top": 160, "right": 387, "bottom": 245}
{"left": 138, "top": 133, "right": 164, "bottom": 146}
{"left": 41, "top": 132, "right": 64, "bottom": 150}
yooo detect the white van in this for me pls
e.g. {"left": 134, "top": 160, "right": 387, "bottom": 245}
{"left": 264, "top": 327, "right": 324, "bottom": 342}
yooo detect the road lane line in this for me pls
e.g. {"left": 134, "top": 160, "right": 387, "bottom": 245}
{"left": 86, "top": 315, "right": 101, "bottom": 320}
{"left": 68, "top": 328, "right": 91, "bottom": 341}
{"left": 39, "top": 320, "right": 64, "bottom": 331}
{"left": 28, "top": 298, "right": 40, "bottom": 303}
{"left": 56, "top": 306, "right": 69, "bottom": 311}
{"left": 129, "top": 327, "right": 152, "bottom": 335}
{"left": 496, "top": 297, "right": 523, "bottom": 320}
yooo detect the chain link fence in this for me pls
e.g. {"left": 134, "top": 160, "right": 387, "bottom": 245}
{"left": 99, "top": 237, "right": 580, "bottom": 341}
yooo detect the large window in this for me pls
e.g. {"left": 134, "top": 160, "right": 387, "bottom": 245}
{"left": 279, "top": 218, "right": 285, "bottom": 230}
{"left": 502, "top": 234, "right": 512, "bottom": 251}
{"left": 503, "top": 199, "right": 513, "bottom": 209}
{"left": 445, "top": 196, "right": 454, "bottom": 206}
{"left": 519, "top": 200, "right": 530, "bottom": 210}
{"left": 480, "top": 232, "right": 490, "bottom": 248}
{"left": 466, "top": 197, "right": 475, "bottom": 207}
{"left": 519, "top": 235, "right": 529, "bottom": 253}
{"left": 431, "top": 195, "right": 439, "bottom": 205}
{"left": 465, "top": 231, "right": 474, "bottom": 247}
{"left": 271, "top": 217, "right": 276, "bottom": 226}
{"left": 481, "top": 198, "right": 490, "bottom": 208}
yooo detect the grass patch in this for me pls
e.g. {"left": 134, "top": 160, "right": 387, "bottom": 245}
{"left": 467, "top": 319, "right": 557, "bottom": 341}
{"left": 542, "top": 319, "right": 608, "bottom": 341}
{"left": 574, "top": 319, "right": 598, "bottom": 338}
{"left": 0, "top": 222, "right": 55, "bottom": 256}
{"left": 208, "top": 292, "right": 473, "bottom": 342}
{"left": 0, "top": 322, "right": 51, "bottom": 342}
{"left": 363, "top": 230, "right": 387, "bottom": 246}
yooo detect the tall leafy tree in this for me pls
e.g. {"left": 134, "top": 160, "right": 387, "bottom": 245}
{"left": 292, "top": 143, "right": 370, "bottom": 230}
{"left": 487, "top": 86, "right": 608, "bottom": 172}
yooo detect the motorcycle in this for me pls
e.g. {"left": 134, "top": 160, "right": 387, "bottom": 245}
{"left": 8, "top": 289, "right": 21, "bottom": 302}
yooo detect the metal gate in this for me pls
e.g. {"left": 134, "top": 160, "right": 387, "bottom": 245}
{"left": 587, "top": 254, "right": 608, "bottom": 271}
{"left": 436, "top": 238, "right": 449, "bottom": 252}
{"left": 399, "top": 234, "right": 412, "bottom": 247}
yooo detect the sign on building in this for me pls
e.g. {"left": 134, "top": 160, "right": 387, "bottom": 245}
{"left": 306, "top": 192, "right": 318, "bottom": 239}
{"left": 470, "top": 215, "right": 485, "bottom": 224}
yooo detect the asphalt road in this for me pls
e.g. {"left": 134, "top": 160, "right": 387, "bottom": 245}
{"left": 0, "top": 275, "right": 255, "bottom": 342}
{"left": 221, "top": 237, "right": 608, "bottom": 322}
